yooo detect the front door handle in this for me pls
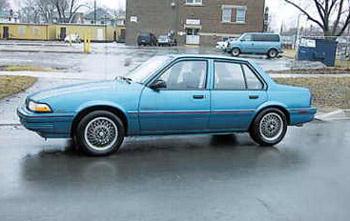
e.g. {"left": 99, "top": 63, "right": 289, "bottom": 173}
{"left": 249, "top": 95, "right": 259, "bottom": 99}
{"left": 193, "top": 95, "right": 205, "bottom": 99}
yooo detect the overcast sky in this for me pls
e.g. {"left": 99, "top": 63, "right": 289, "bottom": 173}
{"left": 11, "top": 0, "right": 307, "bottom": 31}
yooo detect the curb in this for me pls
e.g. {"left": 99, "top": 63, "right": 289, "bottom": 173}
{"left": 315, "top": 109, "right": 350, "bottom": 121}
{"left": 0, "top": 49, "right": 83, "bottom": 54}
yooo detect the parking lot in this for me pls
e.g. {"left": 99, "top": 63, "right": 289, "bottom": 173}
{"left": 0, "top": 43, "right": 350, "bottom": 220}
{"left": 0, "top": 42, "right": 296, "bottom": 79}
{"left": 0, "top": 120, "right": 349, "bottom": 220}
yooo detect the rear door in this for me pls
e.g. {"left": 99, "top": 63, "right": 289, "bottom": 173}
{"left": 253, "top": 34, "right": 280, "bottom": 54}
{"left": 209, "top": 60, "right": 268, "bottom": 131}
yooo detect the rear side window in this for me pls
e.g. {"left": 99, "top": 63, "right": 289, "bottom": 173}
{"left": 252, "top": 34, "right": 280, "bottom": 42}
{"left": 214, "top": 62, "right": 245, "bottom": 90}
{"left": 242, "top": 65, "right": 263, "bottom": 89}
{"left": 214, "top": 61, "right": 264, "bottom": 90}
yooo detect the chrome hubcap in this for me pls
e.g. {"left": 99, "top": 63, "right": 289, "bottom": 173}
{"left": 270, "top": 51, "right": 276, "bottom": 57}
{"left": 232, "top": 49, "right": 239, "bottom": 56}
{"left": 84, "top": 117, "right": 118, "bottom": 151}
{"left": 259, "top": 113, "right": 283, "bottom": 141}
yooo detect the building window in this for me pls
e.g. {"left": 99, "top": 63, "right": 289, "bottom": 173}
{"left": 222, "top": 5, "right": 247, "bottom": 23}
{"left": 222, "top": 8, "right": 232, "bottom": 23}
{"left": 236, "top": 8, "right": 246, "bottom": 23}
{"left": 186, "top": 0, "right": 202, "bottom": 6}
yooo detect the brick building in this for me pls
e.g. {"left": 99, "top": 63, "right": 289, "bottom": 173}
{"left": 126, "top": 0, "right": 266, "bottom": 46}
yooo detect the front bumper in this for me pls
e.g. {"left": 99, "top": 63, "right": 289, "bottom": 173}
{"left": 17, "top": 105, "right": 74, "bottom": 138}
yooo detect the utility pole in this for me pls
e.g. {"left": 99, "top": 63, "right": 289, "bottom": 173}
{"left": 295, "top": 13, "right": 302, "bottom": 49}
{"left": 94, "top": 0, "right": 97, "bottom": 24}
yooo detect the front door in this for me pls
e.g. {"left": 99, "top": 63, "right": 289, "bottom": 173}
{"left": 186, "top": 28, "right": 200, "bottom": 45}
{"left": 2, "top": 27, "right": 9, "bottom": 39}
{"left": 209, "top": 61, "right": 268, "bottom": 130}
{"left": 139, "top": 59, "right": 210, "bottom": 134}
{"left": 240, "top": 33, "right": 255, "bottom": 53}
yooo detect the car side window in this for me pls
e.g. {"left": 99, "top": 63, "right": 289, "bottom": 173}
{"left": 158, "top": 60, "right": 207, "bottom": 90}
{"left": 243, "top": 65, "right": 263, "bottom": 90}
{"left": 242, "top": 34, "right": 252, "bottom": 41}
{"left": 214, "top": 62, "right": 246, "bottom": 90}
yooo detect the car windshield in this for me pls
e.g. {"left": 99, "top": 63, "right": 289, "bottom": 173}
{"left": 126, "top": 56, "right": 172, "bottom": 83}
{"left": 237, "top": 34, "right": 246, "bottom": 40}
{"left": 159, "top": 36, "right": 167, "bottom": 40}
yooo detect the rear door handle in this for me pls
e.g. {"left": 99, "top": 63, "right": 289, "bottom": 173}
{"left": 249, "top": 95, "right": 259, "bottom": 99}
{"left": 193, "top": 95, "right": 205, "bottom": 99}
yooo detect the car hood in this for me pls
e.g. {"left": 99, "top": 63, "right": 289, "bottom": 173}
{"left": 29, "top": 80, "right": 143, "bottom": 102}
{"left": 229, "top": 40, "right": 240, "bottom": 45}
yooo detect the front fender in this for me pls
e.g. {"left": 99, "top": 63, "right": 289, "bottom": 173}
{"left": 74, "top": 100, "right": 140, "bottom": 136}
{"left": 75, "top": 100, "right": 128, "bottom": 116}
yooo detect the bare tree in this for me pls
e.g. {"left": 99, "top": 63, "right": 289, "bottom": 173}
{"left": 20, "top": 0, "right": 86, "bottom": 23}
{"left": 284, "top": 0, "right": 350, "bottom": 38}
{"left": 0, "top": 0, "right": 9, "bottom": 11}
{"left": 52, "top": 0, "right": 87, "bottom": 23}
{"left": 67, "top": 0, "right": 88, "bottom": 23}
{"left": 20, "top": 0, "right": 42, "bottom": 23}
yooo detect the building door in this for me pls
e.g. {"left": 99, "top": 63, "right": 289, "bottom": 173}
{"left": 119, "top": 29, "right": 126, "bottom": 42}
{"left": 186, "top": 28, "right": 200, "bottom": 45}
{"left": 59, "top": 27, "right": 66, "bottom": 41}
{"left": 97, "top": 28, "right": 104, "bottom": 41}
{"left": 2, "top": 27, "right": 9, "bottom": 39}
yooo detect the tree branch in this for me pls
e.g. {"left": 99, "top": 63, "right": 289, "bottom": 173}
{"left": 332, "top": 0, "right": 344, "bottom": 34}
{"left": 284, "top": 0, "right": 325, "bottom": 29}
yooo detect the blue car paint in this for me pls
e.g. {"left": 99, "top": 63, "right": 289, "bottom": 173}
{"left": 228, "top": 33, "right": 283, "bottom": 55}
{"left": 17, "top": 54, "right": 316, "bottom": 139}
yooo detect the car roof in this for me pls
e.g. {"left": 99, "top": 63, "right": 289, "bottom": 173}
{"left": 243, "top": 32, "right": 280, "bottom": 35}
{"left": 167, "top": 54, "right": 251, "bottom": 62}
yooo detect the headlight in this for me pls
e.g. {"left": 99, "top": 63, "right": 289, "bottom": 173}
{"left": 28, "top": 101, "right": 52, "bottom": 113}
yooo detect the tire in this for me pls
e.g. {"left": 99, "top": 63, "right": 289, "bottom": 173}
{"left": 267, "top": 49, "right": 278, "bottom": 58}
{"left": 231, "top": 48, "right": 240, "bottom": 57}
{"left": 249, "top": 108, "right": 287, "bottom": 146}
{"left": 75, "top": 110, "right": 125, "bottom": 156}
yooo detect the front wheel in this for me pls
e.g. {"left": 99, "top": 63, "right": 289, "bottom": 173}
{"left": 75, "top": 110, "right": 125, "bottom": 156}
{"left": 267, "top": 49, "right": 278, "bottom": 58}
{"left": 231, "top": 48, "right": 241, "bottom": 57}
{"left": 249, "top": 108, "right": 287, "bottom": 146}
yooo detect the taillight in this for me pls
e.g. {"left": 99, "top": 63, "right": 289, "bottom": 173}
{"left": 310, "top": 93, "right": 313, "bottom": 106}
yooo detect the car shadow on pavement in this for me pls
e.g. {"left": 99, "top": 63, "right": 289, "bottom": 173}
{"left": 19, "top": 134, "right": 306, "bottom": 189}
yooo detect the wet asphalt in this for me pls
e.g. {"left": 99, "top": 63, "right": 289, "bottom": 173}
{"left": 0, "top": 43, "right": 294, "bottom": 77}
{"left": 0, "top": 120, "right": 349, "bottom": 221}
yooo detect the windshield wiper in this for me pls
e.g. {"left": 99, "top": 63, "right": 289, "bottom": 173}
{"left": 115, "top": 76, "right": 133, "bottom": 83}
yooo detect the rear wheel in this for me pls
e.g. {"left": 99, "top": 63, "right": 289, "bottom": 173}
{"left": 231, "top": 48, "right": 240, "bottom": 57}
{"left": 249, "top": 108, "right": 287, "bottom": 146}
{"left": 75, "top": 110, "right": 125, "bottom": 156}
{"left": 267, "top": 49, "right": 278, "bottom": 58}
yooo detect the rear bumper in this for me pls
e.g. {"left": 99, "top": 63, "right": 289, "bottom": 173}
{"left": 17, "top": 105, "right": 74, "bottom": 138}
{"left": 288, "top": 107, "right": 317, "bottom": 125}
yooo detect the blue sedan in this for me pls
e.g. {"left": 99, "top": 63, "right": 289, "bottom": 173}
{"left": 18, "top": 55, "right": 316, "bottom": 156}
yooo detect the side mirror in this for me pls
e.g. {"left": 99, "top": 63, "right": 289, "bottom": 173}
{"left": 150, "top": 79, "right": 167, "bottom": 90}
